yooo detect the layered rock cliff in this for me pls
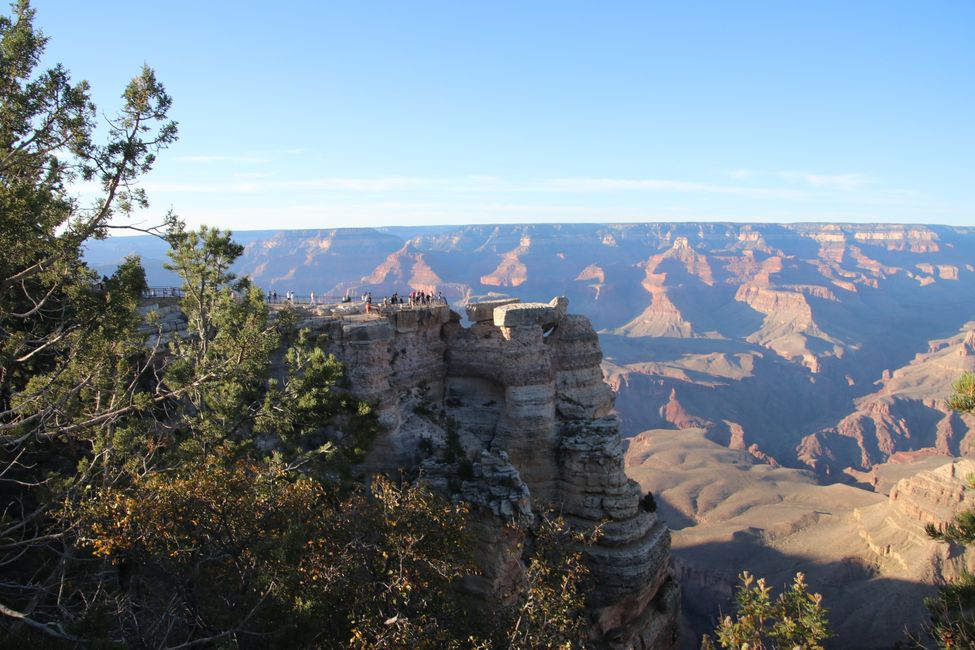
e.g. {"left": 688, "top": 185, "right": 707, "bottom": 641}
{"left": 297, "top": 297, "right": 679, "bottom": 648}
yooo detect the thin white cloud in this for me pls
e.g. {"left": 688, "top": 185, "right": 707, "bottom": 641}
{"left": 779, "top": 172, "right": 868, "bottom": 191}
{"left": 139, "top": 181, "right": 251, "bottom": 193}
{"left": 178, "top": 150, "right": 303, "bottom": 163}
{"left": 280, "top": 178, "right": 435, "bottom": 191}
{"left": 177, "top": 154, "right": 269, "bottom": 164}
{"left": 146, "top": 175, "right": 807, "bottom": 200}
{"left": 138, "top": 177, "right": 438, "bottom": 194}
{"left": 729, "top": 169, "right": 756, "bottom": 180}
{"left": 78, "top": 172, "right": 927, "bottom": 221}
{"left": 541, "top": 177, "right": 806, "bottom": 199}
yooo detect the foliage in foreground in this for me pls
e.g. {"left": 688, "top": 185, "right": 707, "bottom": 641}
{"left": 74, "top": 462, "right": 481, "bottom": 648}
{"left": 919, "top": 570, "right": 975, "bottom": 650}
{"left": 702, "top": 571, "right": 830, "bottom": 650}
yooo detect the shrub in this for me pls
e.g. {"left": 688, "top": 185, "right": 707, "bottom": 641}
{"left": 703, "top": 571, "right": 830, "bottom": 650}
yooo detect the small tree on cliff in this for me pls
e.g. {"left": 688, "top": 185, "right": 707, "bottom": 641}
{"left": 922, "top": 372, "right": 975, "bottom": 648}
{"left": 702, "top": 571, "right": 830, "bottom": 650}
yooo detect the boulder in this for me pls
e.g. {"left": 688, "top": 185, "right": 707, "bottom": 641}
{"left": 493, "top": 301, "right": 564, "bottom": 328}
{"left": 466, "top": 297, "right": 520, "bottom": 323}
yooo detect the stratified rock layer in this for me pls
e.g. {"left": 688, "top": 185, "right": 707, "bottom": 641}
{"left": 305, "top": 299, "right": 679, "bottom": 649}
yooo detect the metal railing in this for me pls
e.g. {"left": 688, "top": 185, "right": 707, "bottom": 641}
{"left": 142, "top": 287, "right": 350, "bottom": 304}
{"left": 263, "top": 293, "right": 353, "bottom": 305}
{"left": 142, "top": 287, "right": 185, "bottom": 299}
{"left": 141, "top": 288, "right": 448, "bottom": 309}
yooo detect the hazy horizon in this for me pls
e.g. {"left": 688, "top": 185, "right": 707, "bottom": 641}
{"left": 100, "top": 219, "right": 975, "bottom": 238}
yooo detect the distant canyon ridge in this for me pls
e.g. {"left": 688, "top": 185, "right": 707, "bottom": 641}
{"left": 89, "top": 223, "right": 975, "bottom": 477}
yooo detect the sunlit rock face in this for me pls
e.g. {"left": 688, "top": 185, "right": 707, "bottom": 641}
{"left": 302, "top": 298, "right": 680, "bottom": 649}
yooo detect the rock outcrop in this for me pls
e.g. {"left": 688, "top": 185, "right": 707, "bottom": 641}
{"left": 302, "top": 298, "right": 680, "bottom": 649}
{"left": 854, "top": 459, "right": 975, "bottom": 581}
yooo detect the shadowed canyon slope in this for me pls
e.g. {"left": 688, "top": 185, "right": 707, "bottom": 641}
{"left": 626, "top": 429, "right": 975, "bottom": 648}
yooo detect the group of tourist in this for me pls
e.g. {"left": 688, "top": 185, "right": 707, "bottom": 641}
{"left": 267, "top": 290, "right": 317, "bottom": 304}
{"left": 136, "top": 285, "right": 449, "bottom": 310}
{"left": 262, "top": 288, "right": 447, "bottom": 312}
{"left": 380, "top": 290, "right": 444, "bottom": 308}
{"left": 359, "top": 290, "right": 447, "bottom": 314}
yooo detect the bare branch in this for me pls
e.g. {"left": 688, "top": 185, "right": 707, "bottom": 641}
{"left": 0, "top": 600, "right": 82, "bottom": 642}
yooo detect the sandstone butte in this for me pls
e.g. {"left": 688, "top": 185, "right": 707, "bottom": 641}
{"left": 290, "top": 296, "right": 681, "bottom": 648}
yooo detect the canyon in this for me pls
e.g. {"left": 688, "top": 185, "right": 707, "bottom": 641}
{"left": 92, "top": 222, "right": 975, "bottom": 645}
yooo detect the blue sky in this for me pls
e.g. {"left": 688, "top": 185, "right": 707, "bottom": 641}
{"left": 35, "top": 1, "right": 975, "bottom": 230}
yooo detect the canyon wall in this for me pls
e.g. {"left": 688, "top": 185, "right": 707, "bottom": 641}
{"left": 627, "top": 428, "right": 975, "bottom": 648}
